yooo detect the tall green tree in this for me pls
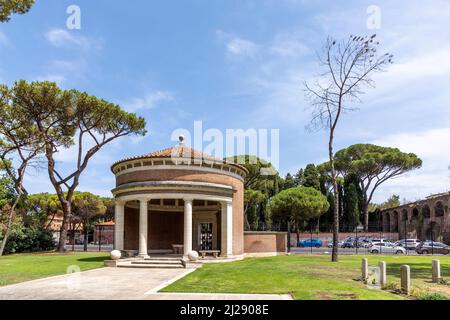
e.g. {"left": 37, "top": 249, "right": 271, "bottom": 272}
{"left": 101, "top": 197, "right": 115, "bottom": 221}
{"left": 283, "top": 173, "right": 296, "bottom": 190}
{"left": 26, "top": 193, "right": 62, "bottom": 229}
{"left": 0, "top": 85, "right": 44, "bottom": 256}
{"left": 227, "top": 155, "right": 281, "bottom": 229}
{"left": 3, "top": 81, "right": 146, "bottom": 252}
{"left": 71, "top": 192, "right": 107, "bottom": 251}
{"left": 303, "top": 164, "right": 321, "bottom": 190}
{"left": 371, "top": 194, "right": 401, "bottom": 211}
{"left": 304, "top": 35, "right": 393, "bottom": 261}
{"left": 0, "top": 0, "right": 34, "bottom": 22}
{"left": 343, "top": 176, "right": 361, "bottom": 231}
{"left": 268, "top": 186, "right": 329, "bottom": 233}
{"left": 244, "top": 189, "right": 267, "bottom": 230}
{"left": 294, "top": 168, "right": 304, "bottom": 186}
{"left": 333, "top": 144, "right": 422, "bottom": 231}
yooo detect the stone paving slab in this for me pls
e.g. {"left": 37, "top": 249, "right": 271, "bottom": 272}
{"left": 0, "top": 267, "right": 292, "bottom": 300}
{"left": 0, "top": 267, "right": 187, "bottom": 300}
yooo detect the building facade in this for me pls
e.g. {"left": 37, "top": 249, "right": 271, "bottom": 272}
{"left": 111, "top": 137, "right": 248, "bottom": 260}
{"left": 379, "top": 192, "right": 450, "bottom": 243}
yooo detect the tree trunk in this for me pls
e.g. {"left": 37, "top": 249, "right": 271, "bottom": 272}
{"left": 329, "top": 124, "right": 339, "bottom": 262}
{"left": 0, "top": 195, "right": 21, "bottom": 256}
{"left": 83, "top": 224, "right": 88, "bottom": 252}
{"left": 363, "top": 202, "right": 369, "bottom": 232}
{"left": 244, "top": 207, "right": 251, "bottom": 231}
{"left": 331, "top": 181, "right": 340, "bottom": 262}
{"left": 57, "top": 201, "right": 72, "bottom": 252}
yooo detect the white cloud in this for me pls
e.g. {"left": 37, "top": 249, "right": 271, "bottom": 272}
{"left": 216, "top": 30, "right": 258, "bottom": 57}
{"left": 44, "top": 28, "right": 99, "bottom": 51}
{"left": 371, "top": 128, "right": 450, "bottom": 203}
{"left": 123, "top": 91, "right": 174, "bottom": 112}
{"left": 0, "top": 31, "right": 8, "bottom": 46}
{"left": 226, "top": 38, "right": 257, "bottom": 56}
{"left": 36, "top": 73, "right": 66, "bottom": 86}
{"left": 269, "top": 33, "right": 312, "bottom": 57}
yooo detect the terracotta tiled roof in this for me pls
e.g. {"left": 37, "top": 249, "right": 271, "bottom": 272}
{"left": 141, "top": 145, "right": 219, "bottom": 162}
{"left": 112, "top": 137, "right": 248, "bottom": 174}
{"left": 112, "top": 145, "right": 241, "bottom": 168}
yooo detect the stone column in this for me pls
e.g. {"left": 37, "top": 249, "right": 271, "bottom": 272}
{"left": 183, "top": 199, "right": 193, "bottom": 257}
{"left": 114, "top": 200, "right": 125, "bottom": 251}
{"left": 221, "top": 201, "right": 233, "bottom": 257}
{"left": 138, "top": 199, "right": 149, "bottom": 258}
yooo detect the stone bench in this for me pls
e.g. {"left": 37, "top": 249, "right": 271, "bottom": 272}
{"left": 172, "top": 244, "right": 184, "bottom": 254}
{"left": 199, "top": 250, "right": 221, "bottom": 259}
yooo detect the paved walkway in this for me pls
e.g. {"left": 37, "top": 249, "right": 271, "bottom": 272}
{"left": 0, "top": 267, "right": 292, "bottom": 300}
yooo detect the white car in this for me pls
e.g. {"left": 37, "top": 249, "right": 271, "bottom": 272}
{"left": 394, "top": 239, "right": 421, "bottom": 250}
{"left": 327, "top": 241, "right": 344, "bottom": 248}
{"left": 368, "top": 242, "right": 406, "bottom": 254}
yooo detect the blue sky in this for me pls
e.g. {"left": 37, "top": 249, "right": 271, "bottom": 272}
{"left": 1, "top": 0, "right": 449, "bottom": 203}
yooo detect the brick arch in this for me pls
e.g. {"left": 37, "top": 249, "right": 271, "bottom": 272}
{"left": 391, "top": 211, "right": 399, "bottom": 232}
{"left": 422, "top": 204, "right": 431, "bottom": 219}
{"left": 412, "top": 207, "right": 420, "bottom": 219}
{"left": 434, "top": 201, "right": 445, "bottom": 217}
{"left": 383, "top": 211, "right": 391, "bottom": 232}
{"left": 401, "top": 209, "right": 409, "bottom": 221}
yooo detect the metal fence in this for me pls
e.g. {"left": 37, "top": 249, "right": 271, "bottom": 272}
{"left": 53, "top": 229, "right": 114, "bottom": 252}
{"left": 281, "top": 221, "right": 450, "bottom": 256}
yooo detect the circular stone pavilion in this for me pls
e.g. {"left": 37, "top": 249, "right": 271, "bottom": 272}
{"left": 111, "top": 136, "right": 248, "bottom": 260}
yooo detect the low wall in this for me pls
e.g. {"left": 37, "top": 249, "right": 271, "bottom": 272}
{"left": 244, "top": 231, "right": 287, "bottom": 256}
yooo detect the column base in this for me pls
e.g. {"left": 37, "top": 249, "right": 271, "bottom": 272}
{"left": 137, "top": 253, "right": 150, "bottom": 259}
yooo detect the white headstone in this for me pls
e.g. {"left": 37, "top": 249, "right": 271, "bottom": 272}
{"left": 400, "top": 265, "right": 411, "bottom": 295}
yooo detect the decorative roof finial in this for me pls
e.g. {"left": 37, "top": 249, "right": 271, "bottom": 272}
{"left": 179, "top": 134, "right": 185, "bottom": 145}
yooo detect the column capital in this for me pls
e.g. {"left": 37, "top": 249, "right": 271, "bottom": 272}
{"left": 184, "top": 198, "right": 194, "bottom": 203}
{"left": 137, "top": 197, "right": 149, "bottom": 203}
{"left": 115, "top": 199, "right": 127, "bottom": 206}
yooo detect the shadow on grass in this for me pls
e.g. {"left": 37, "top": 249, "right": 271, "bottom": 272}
{"left": 386, "top": 262, "right": 450, "bottom": 279}
{"left": 77, "top": 256, "right": 108, "bottom": 263}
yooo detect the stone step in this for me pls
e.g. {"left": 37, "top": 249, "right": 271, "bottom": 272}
{"left": 132, "top": 260, "right": 182, "bottom": 265}
{"left": 117, "top": 262, "right": 184, "bottom": 269}
{"left": 145, "top": 256, "right": 182, "bottom": 261}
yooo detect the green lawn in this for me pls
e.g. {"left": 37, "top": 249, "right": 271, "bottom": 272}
{"left": 162, "top": 254, "right": 450, "bottom": 300}
{"left": 0, "top": 252, "right": 109, "bottom": 287}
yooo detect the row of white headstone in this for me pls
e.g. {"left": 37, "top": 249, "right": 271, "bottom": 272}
{"left": 361, "top": 258, "right": 442, "bottom": 295}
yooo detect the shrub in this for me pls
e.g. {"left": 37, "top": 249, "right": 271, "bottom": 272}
{"left": 4, "top": 228, "right": 56, "bottom": 254}
{"left": 418, "top": 292, "right": 450, "bottom": 300}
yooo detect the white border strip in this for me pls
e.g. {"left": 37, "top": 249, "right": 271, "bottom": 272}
{"left": 145, "top": 267, "right": 199, "bottom": 294}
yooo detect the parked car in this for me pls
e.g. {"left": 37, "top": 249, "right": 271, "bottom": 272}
{"left": 297, "top": 239, "right": 322, "bottom": 248}
{"left": 416, "top": 241, "right": 450, "bottom": 255}
{"left": 394, "top": 239, "right": 421, "bottom": 250}
{"left": 342, "top": 239, "right": 355, "bottom": 248}
{"left": 341, "top": 237, "right": 369, "bottom": 248}
{"left": 368, "top": 242, "right": 406, "bottom": 254}
{"left": 327, "top": 241, "right": 344, "bottom": 248}
{"left": 369, "top": 238, "right": 391, "bottom": 244}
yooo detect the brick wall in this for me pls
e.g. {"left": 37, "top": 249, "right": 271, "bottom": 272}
{"left": 244, "top": 231, "right": 287, "bottom": 254}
